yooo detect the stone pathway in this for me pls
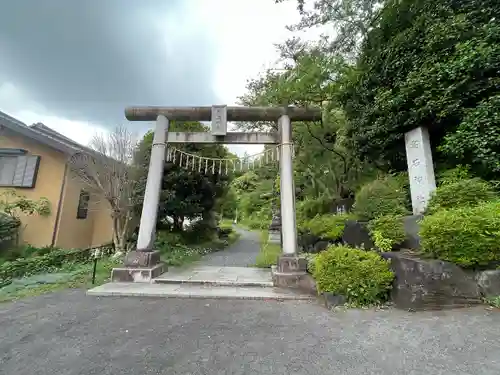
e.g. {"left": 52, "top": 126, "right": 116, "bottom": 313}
{"left": 154, "top": 266, "right": 273, "bottom": 286}
{"left": 198, "top": 227, "right": 262, "bottom": 267}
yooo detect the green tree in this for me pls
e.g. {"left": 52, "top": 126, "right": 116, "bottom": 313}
{"left": 239, "top": 49, "right": 373, "bottom": 200}
{"left": 134, "top": 121, "right": 233, "bottom": 231}
{"left": 441, "top": 95, "right": 500, "bottom": 178}
{"left": 275, "top": 0, "right": 382, "bottom": 56}
{"left": 340, "top": 0, "right": 500, "bottom": 174}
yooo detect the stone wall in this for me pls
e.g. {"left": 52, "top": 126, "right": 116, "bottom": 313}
{"left": 381, "top": 251, "right": 500, "bottom": 311}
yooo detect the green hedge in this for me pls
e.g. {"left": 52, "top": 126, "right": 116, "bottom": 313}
{"left": 312, "top": 245, "right": 394, "bottom": 305}
{"left": 419, "top": 200, "right": 500, "bottom": 267}
{"left": 0, "top": 247, "right": 94, "bottom": 282}
{"left": 426, "top": 178, "right": 498, "bottom": 214}
{"left": 300, "top": 213, "right": 354, "bottom": 240}
{"left": 368, "top": 215, "right": 406, "bottom": 252}
{"left": 353, "top": 177, "right": 409, "bottom": 220}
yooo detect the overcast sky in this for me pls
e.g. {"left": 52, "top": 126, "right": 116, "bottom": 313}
{"left": 0, "top": 0, "right": 304, "bottom": 155}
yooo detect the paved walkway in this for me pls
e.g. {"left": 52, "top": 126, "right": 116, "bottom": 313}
{"left": 200, "top": 227, "right": 261, "bottom": 267}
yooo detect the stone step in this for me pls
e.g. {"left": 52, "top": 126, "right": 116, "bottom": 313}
{"left": 153, "top": 278, "right": 274, "bottom": 287}
{"left": 152, "top": 266, "right": 274, "bottom": 288}
{"left": 87, "top": 282, "right": 315, "bottom": 301}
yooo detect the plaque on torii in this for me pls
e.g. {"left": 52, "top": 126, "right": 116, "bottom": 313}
{"left": 211, "top": 104, "right": 227, "bottom": 136}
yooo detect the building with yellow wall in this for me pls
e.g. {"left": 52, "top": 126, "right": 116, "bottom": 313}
{"left": 0, "top": 111, "right": 114, "bottom": 249}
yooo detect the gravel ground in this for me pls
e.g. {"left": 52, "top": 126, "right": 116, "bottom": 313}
{"left": 1, "top": 290, "right": 499, "bottom": 375}
{"left": 1, "top": 228, "right": 499, "bottom": 374}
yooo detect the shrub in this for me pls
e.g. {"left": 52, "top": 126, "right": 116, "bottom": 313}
{"left": 183, "top": 220, "right": 217, "bottom": 243}
{"left": 0, "top": 190, "right": 51, "bottom": 217}
{"left": 0, "top": 213, "right": 20, "bottom": 250}
{"left": 312, "top": 245, "right": 394, "bottom": 305}
{"left": 300, "top": 213, "right": 354, "bottom": 240}
{"left": 243, "top": 207, "right": 271, "bottom": 230}
{"left": 0, "top": 247, "right": 92, "bottom": 282}
{"left": 437, "top": 165, "right": 472, "bottom": 186}
{"left": 217, "top": 227, "right": 233, "bottom": 237}
{"left": 426, "top": 178, "right": 498, "bottom": 214}
{"left": 419, "top": 201, "right": 500, "bottom": 268}
{"left": 368, "top": 215, "right": 406, "bottom": 252}
{"left": 218, "top": 220, "right": 234, "bottom": 231}
{"left": 20, "top": 244, "right": 54, "bottom": 257}
{"left": 155, "top": 231, "right": 185, "bottom": 248}
{"left": 353, "top": 176, "right": 409, "bottom": 220}
{"left": 217, "top": 221, "right": 234, "bottom": 239}
{"left": 296, "top": 196, "right": 332, "bottom": 223}
{"left": 487, "top": 296, "right": 500, "bottom": 308}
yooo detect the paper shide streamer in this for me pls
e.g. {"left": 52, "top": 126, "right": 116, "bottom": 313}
{"left": 165, "top": 145, "right": 292, "bottom": 175}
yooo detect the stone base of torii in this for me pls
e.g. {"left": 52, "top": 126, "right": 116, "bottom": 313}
{"left": 111, "top": 105, "right": 322, "bottom": 291}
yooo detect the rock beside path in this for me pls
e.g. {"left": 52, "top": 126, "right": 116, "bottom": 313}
{"left": 382, "top": 252, "right": 500, "bottom": 311}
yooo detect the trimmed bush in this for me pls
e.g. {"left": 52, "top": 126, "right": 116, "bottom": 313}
{"left": 312, "top": 245, "right": 394, "bottom": 305}
{"left": 368, "top": 215, "right": 406, "bottom": 252}
{"left": 426, "top": 178, "right": 498, "bottom": 214}
{"left": 300, "top": 213, "right": 354, "bottom": 240}
{"left": 419, "top": 201, "right": 500, "bottom": 268}
{"left": 353, "top": 177, "right": 409, "bottom": 220}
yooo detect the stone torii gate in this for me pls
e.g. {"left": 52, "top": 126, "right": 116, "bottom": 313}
{"left": 111, "top": 105, "right": 321, "bottom": 288}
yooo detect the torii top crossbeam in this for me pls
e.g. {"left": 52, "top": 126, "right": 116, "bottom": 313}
{"left": 125, "top": 106, "right": 322, "bottom": 122}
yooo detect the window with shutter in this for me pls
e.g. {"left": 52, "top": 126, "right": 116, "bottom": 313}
{"left": 0, "top": 154, "right": 40, "bottom": 188}
{"left": 76, "top": 190, "right": 90, "bottom": 219}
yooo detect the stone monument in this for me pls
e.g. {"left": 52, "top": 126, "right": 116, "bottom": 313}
{"left": 404, "top": 127, "right": 437, "bottom": 214}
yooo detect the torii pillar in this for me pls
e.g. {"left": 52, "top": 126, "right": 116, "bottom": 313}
{"left": 111, "top": 105, "right": 321, "bottom": 289}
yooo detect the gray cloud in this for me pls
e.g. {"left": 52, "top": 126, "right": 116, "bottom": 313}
{"left": 0, "top": 0, "right": 220, "bottom": 128}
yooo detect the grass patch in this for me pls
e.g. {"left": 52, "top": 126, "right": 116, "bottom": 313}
{"left": 0, "top": 256, "right": 120, "bottom": 303}
{"left": 254, "top": 231, "right": 281, "bottom": 268}
{"left": 0, "top": 227, "right": 242, "bottom": 302}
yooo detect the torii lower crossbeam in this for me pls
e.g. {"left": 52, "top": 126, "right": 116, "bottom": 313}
{"left": 166, "top": 132, "right": 277, "bottom": 144}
